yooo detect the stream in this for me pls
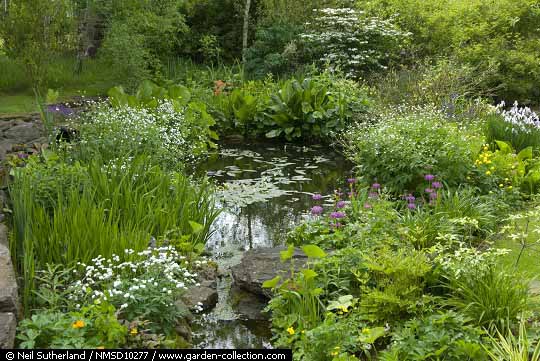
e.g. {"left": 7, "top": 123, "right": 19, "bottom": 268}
{"left": 191, "top": 142, "right": 352, "bottom": 348}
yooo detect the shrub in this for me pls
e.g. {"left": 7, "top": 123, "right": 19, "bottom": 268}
{"left": 245, "top": 23, "right": 305, "bottom": 78}
{"left": 344, "top": 107, "right": 482, "bottom": 192}
{"left": 74, "top": 100, "right": 215, "bottom": 168}
{"left": 301, "top": 7, "right": 409, "bottom": 78}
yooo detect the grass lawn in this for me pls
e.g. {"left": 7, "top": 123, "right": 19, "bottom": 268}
{"left": 0, "top": 94, "right": 38, "bottom": 114}
{"left": 0, "top": 84, "right": 112, "bottom": 115}
{"left": 496, "top": 209, "right": 540, "bottom": 288}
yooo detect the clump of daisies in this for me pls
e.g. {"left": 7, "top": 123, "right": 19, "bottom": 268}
{"left": 68, "top": 246, "right": 207, "bottom": 332}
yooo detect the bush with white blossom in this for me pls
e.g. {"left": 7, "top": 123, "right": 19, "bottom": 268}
{"left": 74, "top": 101, "right": 215, "bottom": 168}
{"left": 68, "top": 246, "right": 205, "bottom": 332}
{"left": 301, "top": 6, "right": 410, "bottom": 78}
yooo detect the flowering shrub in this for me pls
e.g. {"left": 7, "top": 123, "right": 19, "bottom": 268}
{"left": 344, "top": 107, "right": 482, "bottom": 192}
{"left": 301, "top": 7, "right": 409, "bottom": 78}
{"left": 67, "top": 246, "right": 200, "bottom": 333}
{"left": 74, "top": 101, "right": 216, "bottom": 168}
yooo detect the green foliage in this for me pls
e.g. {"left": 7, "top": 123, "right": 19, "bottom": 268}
{"left": 98, "top": 0, "right": 189, "bottom": 89}
{"left": 17, "top": 302, "right": 127, "bottom": 349}
{"left": 10, "top": 154, "right": 219, "bottom": 310}
{"left": 245, "top": 23, "right": 304, "bottom": 78}
{"left": 0, "top": 0, "right": 75, "bottom": 89}
{"left": 365, "top": 0, "right": 540, "bottom": 104}
{"left": 356, "top": 246, "right": 434, "bottom": 323}
{"left": 485, "top": 318, "right": 540, "bottom": 361}
{"left": 379, "top": 311, "right": 487, "bottom": 361}
{"left": 74, "top": 97, "right": 217, "bottom": 168}
{"left": 445, "top": 266, "right": 530, "bottom": 332}
{"left": 301, "top": 6, "right": 410, "bottom": 78}
{"left": 486, "top": 113, "right": 540, "bottom": 154}
{"left": 265, "top": 77, "right": 366, "bottom": 141}
{"left": 344, "top": 108, "right": 482, "bottom": 192}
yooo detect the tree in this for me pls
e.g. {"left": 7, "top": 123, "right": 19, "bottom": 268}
{"left": 242, "top": 0, "right": 251, "bottom": 66}
{"left": 0, "top": 0, "right": 75, "bottom": 90}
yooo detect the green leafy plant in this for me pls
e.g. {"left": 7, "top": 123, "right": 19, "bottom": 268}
{"left": 344, "top": 107, "right": 482, "bottom": 192}
{"left": 485, "top": 317, "right": 540, "bottom": 361}
{"left": 445, "top": 266, "right": 530, "bottom": 332}
{"left": 379, "top": 311, "right": 487, "bottom": 361}
{"left": 17, "top": 302, "right": 127, "bottom": 349}
{"left": 265, "top": 77, "right": 349, "bottom": 141}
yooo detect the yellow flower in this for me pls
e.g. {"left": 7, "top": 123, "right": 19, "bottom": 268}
{"left": 287, "top": 327, "right": 295, "bottom": 335}
{"left": 485, "top": 171, "right": 491, "bottom": 175}
{"left": 72, "top": 320, "right": 85, "bottom": 329}
{"left": 490, "top": 166, "right": 495, "bottom": 171}
{"left": 339, "top": 305, "right": 349, "bottom": 313}
{"left": 130, "top": 327, "right": 138, "bottom": 336}
{"left": 499, "top": 184, "right": 503, "bottom": 187}
{"left": 508, "top": 186, "right": 513, "bottom": 190}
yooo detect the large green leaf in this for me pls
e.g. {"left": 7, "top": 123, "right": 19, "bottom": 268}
{"left": 280, "top": 245, "right": 295, "bottom": 261}
{"left": 262, "top": 276, "right": 281, "bottom": 289}
{"left": 301, "top": 244, "right": 326, "bottom": 259}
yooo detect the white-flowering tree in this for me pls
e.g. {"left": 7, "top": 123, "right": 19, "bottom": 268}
{"left": 301, "top": 6, "right": 410, "bottom": 78}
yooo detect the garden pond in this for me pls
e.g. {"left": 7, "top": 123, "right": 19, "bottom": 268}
{"left": 190, "top": 142, "right": 353, "bottom": 348}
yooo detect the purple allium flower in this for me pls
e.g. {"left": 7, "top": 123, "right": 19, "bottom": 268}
{"left": 17, "top": 153, "right": 29, "bottom": 159}
{"left": 312, "top": 194, "right": 323, "bottom": 201}
{"left": 336, "top": 201, "right": 346, "bottom": 209}
{"left": 368, "top": 192, "right": 379, "bottom": 199}
{"left": 331, "top": 222, "right": 342, "bottom": 228}
{"left": 330, "top": 211, "right": 346, "bottom": 219}
{"left": 432, "top": 181, "right": 443, "bottom": 189}
{"left": 347, "top": 178, "right": 357, "bottom": 184}
{"left": 364, "top": 203, "right": 372, "bottom": 209}
{"left": 311, "top": 206, "right": 323, "bottom": 215}
{"left": 371, "top": 183, "right": 381, "bottom": 189}
{"left": 429, "top": 192, "right": 438, "bottom": 199}
{"left": 405, "top": 194, "right": 416, "bottom": 202}
{"left": 407, "top": 203, "right": 416, "bottom": 210}
{"left": 425, "top": 188, "right": 434, "bottom": 193}
{"left": 424, "top": 174, "right": 435, "bottom": 181}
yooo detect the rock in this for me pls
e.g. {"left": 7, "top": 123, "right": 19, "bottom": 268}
{"left": 174, "top": 318, "right": 192, "bottom": 343}
{"left": 0, "top": 313, "right": 16, "bottom": 348}
{"left": 230, "top": 285, "right": 269, "bottom": 321}
{"left": 181, "top": 280, "right": 218, "bottom": 312}
{"left": 0, "top": 224, "right": 8, "bottom": 247}
{"left": 0, "top": 241, "right": 20, "bottom": 316}
{"left": 4, "top": 123, "right": 43, "bottom": 144}
{"left": 231, "top": 247, "right": 308, "bottom": 298}
{"left": 180, "top": 262, "right": 219, "bottom": 312}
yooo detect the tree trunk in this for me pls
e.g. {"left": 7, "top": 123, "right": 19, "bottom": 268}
{"left": 242, "top": 0, "right": 251, "bottom": 66}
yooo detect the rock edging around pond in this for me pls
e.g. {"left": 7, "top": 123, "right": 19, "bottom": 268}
{"left": 0, "top": 223, "right": 21, "bottom": 348}
{"left": 231, "top": 247, "right": 309, "bottom": 299}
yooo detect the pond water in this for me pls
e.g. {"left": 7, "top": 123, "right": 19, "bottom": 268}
{"left": 191, "top": 142, "right": 353, "bottom": 348}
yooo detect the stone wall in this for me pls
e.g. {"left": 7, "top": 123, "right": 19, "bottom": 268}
{"left": 0, "top": 114, "right": 46, "bottom": 160}
{"left": 0, "top": 113, "right": 44, "bottom": 349}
